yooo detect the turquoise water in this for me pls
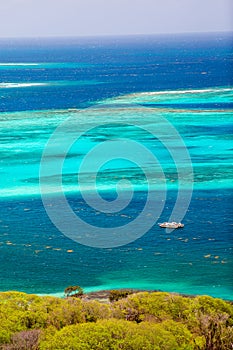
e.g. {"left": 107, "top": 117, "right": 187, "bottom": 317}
{"left": 0, "top": 87, "right": 232, "bottom": 299}
{"left": 1, "top": 87, "right": 232, "bottom": 197}
{"left": 0, "top": 35, "right": 232, "bottom": 299}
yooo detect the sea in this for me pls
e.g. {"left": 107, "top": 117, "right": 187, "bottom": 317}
{"left": 0, "top": 33, "right": 232, "bottom": 299}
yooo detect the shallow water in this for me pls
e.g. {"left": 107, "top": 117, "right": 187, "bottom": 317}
{"left": 0, "top": 34, "right": 232, "bottom": 298}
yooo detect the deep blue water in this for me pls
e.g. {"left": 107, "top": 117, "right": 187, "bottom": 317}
{"left": 0, "top": 33, "right": 232, "bottom": 112}
{"left": 0, "top": 190, "right": 232, "bottom": 298}
{"left": 0, "top": 33, "right": 232, "bottom": 299}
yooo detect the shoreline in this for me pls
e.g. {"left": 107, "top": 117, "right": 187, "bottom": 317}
{"left": 35, "top": 283, "right": 233, "bottom": 301}
{"left": 61, "top": 289, "right": 233, "bottom": 303}
{"left": 2, "top": 287, "right": 232, "bottom": 302}
{"left": 80, "top": 289, "right": 205, "bottom": 303}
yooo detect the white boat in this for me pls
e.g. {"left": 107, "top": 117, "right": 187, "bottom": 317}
{"left": 159, "top": 222, "right": 184, "bottom": 229}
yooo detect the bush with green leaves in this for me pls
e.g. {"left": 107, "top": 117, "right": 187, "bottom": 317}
{"left": 39, "top": 319, "right": 194, "bottom": 350}
{"left": 0, "top": 291, "right": 232, "bottom": 349}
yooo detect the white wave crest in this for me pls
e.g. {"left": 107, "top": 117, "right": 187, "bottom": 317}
{"left": 138, "top": 87, "right": 233, "bottom": 95}
{"left": 0, "top": 82, "right": 48, "bottom": 88}
{"left": 0, "top": 63, "right": 39, "bottom": 66}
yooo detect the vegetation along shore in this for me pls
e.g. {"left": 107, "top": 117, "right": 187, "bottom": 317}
{"left": 0, "top": 289, "right": 232, "bottom": 349}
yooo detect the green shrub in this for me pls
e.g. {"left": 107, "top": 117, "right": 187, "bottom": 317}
{"left": 39, "top": 319, "right": 191, "bottom": 350}
{"left": 0, "top": 291, "right": 232, "bottom": 350}
{"left": 109, "top": 289, "right": 134, "bottom": 302}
